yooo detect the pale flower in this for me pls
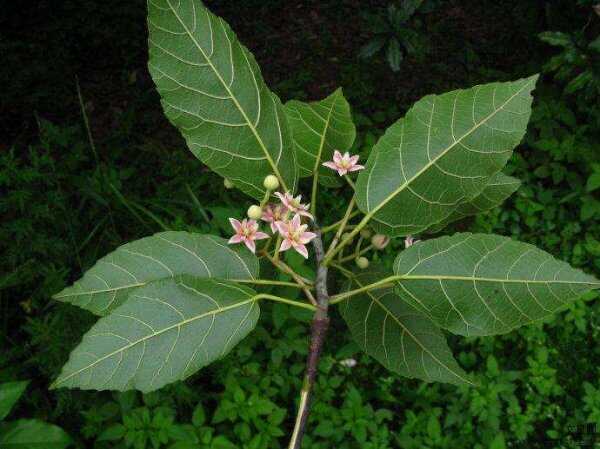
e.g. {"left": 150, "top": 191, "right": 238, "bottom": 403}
{"left": 261, "top": 203, "right": 288, "bottom": 233}
{"left": 275, "top": 214, "right": 317, "bottom": 259}
{"left": 405, "top": 235, "right": 419, "bottom": 248}
{"left": 228, "top": 218, "right": 269, "bottom": 253}
{"left": 274, "top": 191, "right": 313, "bottom": 220}
{"left": 322, "top": 150, "right": 365, "bottom": 176}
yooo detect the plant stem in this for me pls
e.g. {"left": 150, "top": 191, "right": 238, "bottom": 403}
{"left": 263, "top": 252, "right": 317, "bottom": 305}
{"left": 329, "top": 274, "right": 399, "bottom": 304}
{"left": 321, "top": 210, "right": 360, "bottom": 233}
{"left": 344, "top": 175, "right": 355, "bottom": 189}
{"left": 324, "top": 197, "right": 356, "bottom": 260}
{"left": 255, "top": 294, "right": 316, "bottom": 311}
{"left": 338, "top": 243, "right": 374, "bottom": 263}
{"left": 323, "top": 211, "right": 371, "bottom": 265}
{"left": 288, "top": 229, "right": 329, "bottom": 449}
{"left": 231, "top": 279, "right": 308, "bottom": 289}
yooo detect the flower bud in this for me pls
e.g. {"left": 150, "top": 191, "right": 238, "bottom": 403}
{"left": 263, "top": 175, "right": 279, "bottom": 191}
{"left": 371, "top": 234, "right": 390, "bottom": 250}
{"left": 356, "top": 257, "right": 369, "bottom": 269}
{"left": 360, "top": 228, "right": 372, "bottom": 239}
{"left": 341, "top": 232, "right": 353, "bottom": 243}
{"left": 247, "top": 205, "right": 263, "bottom": 220}
{"left": 224, "top": 178, "right": 234, "bottom": 189}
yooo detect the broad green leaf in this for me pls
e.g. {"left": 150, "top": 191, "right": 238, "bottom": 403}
{"left": 355, "top": 76, "right": 538, "bottom": 236}
{"left": 53, "top": 232, "right": 258, "bottom": 316}
{"left": 393, "top": 233, "right": 600, "bottom": 336}
{"left": 0, "top": 419, "right": 72, "bottom": 449}
{"left": 0, "top": 381, "right": 29, "bottom": 421}
{"left": 426, "top": 172, "right": 521, "bottom": 233}
{"left": 148, "top": 0, "right": 297, "bottom": 199}
{"left": 285, "top": 88, "right": 356, "bottom": 187}
{"left": 340, "top": 266, "right": 472, "bottom": 386}
{"left": 52, "top": 277, "right": 259, "bottom": 393}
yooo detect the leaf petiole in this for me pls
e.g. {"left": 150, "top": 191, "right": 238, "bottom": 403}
{"left": 254, "top": 294, "right": 317, "bottom": 311}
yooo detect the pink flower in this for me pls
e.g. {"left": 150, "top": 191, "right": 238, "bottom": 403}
{"left": 322, "top": 150, "right": 365, "bottom": 176}
{"left": 274, "top": 192, "right": 313, "bottom": 220}
{"left": 405, "top": 235, "right": 419, "bottom": 248}
{"left": 275, "top": 214, "right": 317, "bottom": 259}
{"left": 228, "top": 218, "right": 269, "bottom": 253}
{"left": 261, "top": 203, "right": 288, "bottom": 233}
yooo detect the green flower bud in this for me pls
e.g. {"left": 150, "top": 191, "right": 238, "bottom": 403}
{"left": 360, "top": 228, "right": 372, "bottom": 239}
{"left": 247, "top": 205, "right": 263, "bottom": 220}
{"left": 263, "top": 175, "right": 280, "bottom": 191}
{"left": 356, "top": 257, "right": 369, "bottom": 269}
{"left": 224, "top": 178, "right": 235, "bottom": 189}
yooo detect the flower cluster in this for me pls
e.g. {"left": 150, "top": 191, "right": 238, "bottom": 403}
{"left": 228, "top": 191, "right": 316, "bottom": 258}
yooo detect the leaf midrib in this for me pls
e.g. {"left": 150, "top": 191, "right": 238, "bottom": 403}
{"left": 164, "top": 0, "right": 288, "bottom": 192}
{"left": 364, "top": 78, "right": 535, "bottom": 217}
{"left": 397, "top": 274, "right": 600, "bottom": 285}
{"left": 52, "top": 296, "right": 256, "bottom": 387}
{"left": 349, "top": 276, "right": 472, "bottom": 385}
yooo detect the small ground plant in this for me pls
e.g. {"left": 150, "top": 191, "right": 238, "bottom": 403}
{"left": 51, "top": 1, "right": 600, "bottom": 447}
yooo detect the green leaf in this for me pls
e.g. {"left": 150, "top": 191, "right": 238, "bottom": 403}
{"left": 386, "top": 38, "right": 403, "bottom": 72}
{"left": 53, "top": 232, "right": 258, "bottom": 316}
{"left": 355, "top": 76, "right": 537, "bottom": 236}
{"left": 587, "top": 173, "right": 600, "bottom": 192}
{"left": 0, "top": 381, "right": 29, "bottom": 421}
{"left": 148, "top": 0, "right": 297, "bottom": 199}
{"left": 393, "top": 233, "right": 600, "bottom": 336}
{"left": 285, "top": 88, "right": 356, "bottom": 187}
{"left": 426, "top": 172, "right": 521, "bottom": 233}
{"left": 538, "top": 31, "right": 572, "bottom": 48}
{"left": 358, "top": 37, "right": 386, "bottom": 59}
{"left": 52, "top": 277, "right": 259, "bottom": 392}
{"left": 340, "top": 266, "right": 472, "bottom": 386}
{"left": 0, "top": 419, "right": 72, "bottom": 449}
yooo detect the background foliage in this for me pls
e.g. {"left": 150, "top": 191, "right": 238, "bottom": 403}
{"left": 2, "top": 0, "right": 600, "bottom": 447}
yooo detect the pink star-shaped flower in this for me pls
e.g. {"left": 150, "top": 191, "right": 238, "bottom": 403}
{"left": 228, "top": 218, "right": 269, "bottom": 253}
{"left": 261, "top": 203, "right": 288, "bottom": 233}
{"left": 322, "top": 150, "right": 365, "bottom": 176}
{"left": 274, "top": 192, "right": 313, "bottom": 220}
{"left": 275, "top": 214, "right": 317, "bottom": 259}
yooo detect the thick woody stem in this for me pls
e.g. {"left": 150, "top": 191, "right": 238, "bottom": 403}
{"left": 288, "top": 229, "right": 329, "bottom": 449}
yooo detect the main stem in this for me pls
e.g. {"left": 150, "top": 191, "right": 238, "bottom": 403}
{"left": 288, "top": 229, "right": 329, "bottom": 449}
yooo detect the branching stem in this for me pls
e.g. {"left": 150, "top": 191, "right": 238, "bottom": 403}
{"left": 324, "top": 197, "right": 356, "bottom": 260}
{"left": 288, "top": 229, "right": 329, "bottom": 449}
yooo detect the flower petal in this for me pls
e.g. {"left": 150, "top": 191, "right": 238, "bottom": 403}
{"left": 228, "top": 235, "right": 243, "bottom": 244}
{"left": 291, "top": 214, "right": 302, "bottom": 229}
{"left": 275, "top": 221, "right": 288, "bottom": 235}
{"left": 294, "top": 244, "right": 309, "bottom": 259}
{"left": 348, "top": 164, "right": 365, "bottom": 172}
{"left": 229, "top": 218, "right": 242, "bottom": 232}
{"left": 244, "top": 239, "right": 256, "bottom": 253}
{"left": 299, "top": 231, "right": 317, "bottom": 244}
{"left": 323, "top": 161, "right": 339, "bottom": 170}
{"left": 333, "top": 150, "right": 342, "bottom": 163}
{"left": 254, "top": 231, "right": 270, "bottom": 240}
{"left": 349, "top": 155, "right": 360, "bottom": 165}
{"left": 279, "top": 239, "right": 292, "bottom": 252}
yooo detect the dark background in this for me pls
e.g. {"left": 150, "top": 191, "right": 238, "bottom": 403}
{"left": 2, "top": 1, "right": 600, "bottom": 448}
